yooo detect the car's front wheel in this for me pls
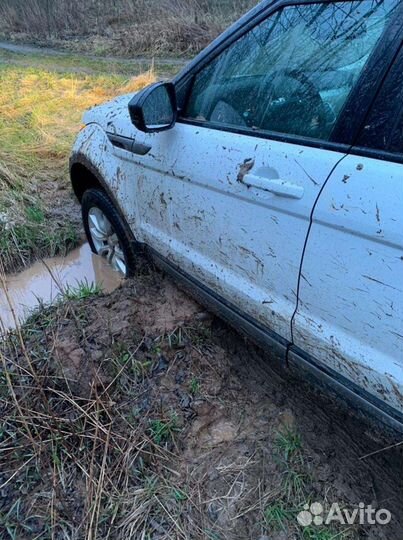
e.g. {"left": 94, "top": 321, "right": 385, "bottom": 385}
{"left": 82, "top": 188, "right": 136, "bottom": 277}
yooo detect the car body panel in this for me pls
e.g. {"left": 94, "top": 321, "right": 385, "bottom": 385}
{"left": 293, "top": 154, "right": 403, "bottom": 414}
{"left": 120, "top": 121, "right": 348, "bottom": 341}
{"left": 72, "top": 124, "right": 140, "bottom": 237}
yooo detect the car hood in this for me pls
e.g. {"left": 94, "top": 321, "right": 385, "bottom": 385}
{"left": 83, "top": 92, "right": 138, "bottom": 138}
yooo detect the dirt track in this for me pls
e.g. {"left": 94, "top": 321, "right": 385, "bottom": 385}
{"left": 0, "top": 41, "right": 188, "bottom": 66}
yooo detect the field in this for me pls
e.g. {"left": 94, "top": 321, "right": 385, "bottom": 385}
{"left": 0, "top": 44, "right": 403, "bottom": 540}
{"left": 0, "top": 0, "right": 257, "bottom": 56}
{"left": 0, "top": 47, "right": 162, "bottom": 273}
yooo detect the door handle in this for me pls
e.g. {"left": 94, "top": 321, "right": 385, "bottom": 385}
{"left": 131, "top": 142, "right": 152, "bottom": 156}
{"left": 243, "top": 173, "right": 304, "bottom": 200}
{"left": 107, "top": 133, "right": 152, "bottom": 156}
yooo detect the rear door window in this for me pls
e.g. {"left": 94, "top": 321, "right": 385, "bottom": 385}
{"left": 390, "top": 112, "right": 403, "bottom": 154}
{"left": 355, "top": 44, "right": 403, "bottom": 155}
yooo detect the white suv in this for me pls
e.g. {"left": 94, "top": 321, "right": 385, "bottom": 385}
{"left": 70, "top": 0, "right": 403, "bottom": 432}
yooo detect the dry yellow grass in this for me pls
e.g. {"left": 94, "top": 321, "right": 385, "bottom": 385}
{"left": 121, "top": 68, "right": 156, "bottom": 93}
{"left": 0, "top": 61, "right": 156, "bottom": 272}
{"left": 0, "top": 0, "right": 257, "bottom": 55}
{"left": 0, "top": 66, "right": 156, "bottom": 173}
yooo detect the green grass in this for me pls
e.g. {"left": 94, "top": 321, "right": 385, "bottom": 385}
{"left": 263, "top": 429, "right": 354, "bottom": 540}
{"left": 264, "top": 429, "right": 304, "bottom": 535}
{"left": 274, "top": 428, "right": 307, "bottom": 502}
{"left": 63, "top": 278, "right": 103, "bottom": 300}
{"left": 25, "top": 204, "right": 45, "bottom": 223}
{"left": 0, "top": 51, "right": 156, "bottom": 273}
{"left": 0, "top": 499, "right": 33, "bottom": 540}
{"left": 172, "top": 488, "right": 188, "bottom": 502}
{"left": 189, "top": 377, "right": 200, "bottom": 396}
{"left": 0, "top": 216, "right": 79, "bottom": 272}
{"left": 283, "top": 468, "right": 308, "bottom": 502}
{"left": 264, "top": 502, "right": 294, "bottom": 531}
{"left": 149, "top": 414, "right": 179, "bottom": 445}
{"left": 110, "top": 344, "right": 153, "bottom": 386}
{"left": 275, "top": 428, "right": 303, "bottom": 461}
{"left": 302, "top": 527, "right": 352, "bottom": 540}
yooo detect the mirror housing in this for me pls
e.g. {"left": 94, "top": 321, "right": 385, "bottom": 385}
{"left": 128, "top": 82, "right": 177, "bottom": 133}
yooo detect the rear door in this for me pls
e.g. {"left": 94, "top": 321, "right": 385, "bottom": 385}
{"left": 132, "top": 0, "right": 399, "bottom": 346}
{"left": 292, "top": 39, "right": 403, "bottom": 417}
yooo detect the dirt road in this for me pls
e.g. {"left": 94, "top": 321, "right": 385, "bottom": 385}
{"left": 0, "top": 40, "right": 188, "bottom": 67}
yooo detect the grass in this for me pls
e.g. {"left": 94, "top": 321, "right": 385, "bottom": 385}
{"left": 0, "top": 48, "right": 182, "bottom": 78}
{"left": 189, "top": 377, "right": 201, "bottom": 396}
{"left": 149, "top": 414, "right": 180, "bottom": 445}
{"left": 0, "top": 51, "right": 157, "bottom": 273}
{"left": 0, "top": 263, "right": 252, "bottom": 539}
{"left": 0, "top": 263, "right": 373, "bottom": 540}
{"left": 264, "top": 501, "right": 295, "bottom": 531}
{"left": 63, "top": 278, "right": 103, "bottom": 300}
{"left": 0, "top": 499, "right": 30, "bottom": 540}
{"left": 0, "top": 209, "right": 79, "bottom": 273}
{"left": 262, "top": 428, "right": 354, "bottom": 540}
{"left": 0, "top": 294, "right": 188, "bottom": 539}
{"left": 0, "top": 0, "right": 257, "bottom": 56}
{"left": 303, "top": 527, "right": 347, "bottom": 540}
{"left": 274, "top": 427, "right": 308, "bottom": 503}
{"left": 275, "top": 427, "right": 303, "bottom": 461}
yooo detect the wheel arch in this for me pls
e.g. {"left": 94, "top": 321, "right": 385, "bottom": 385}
{"left": 69, "top": 152, "right": 140, "bottom": 248}
{"left": 70, "top": 152, "right": 111, "bottom": 203}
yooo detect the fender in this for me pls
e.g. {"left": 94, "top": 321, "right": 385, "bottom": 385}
{"left": 69, "top": 123, "right": 142, "bottom": 246}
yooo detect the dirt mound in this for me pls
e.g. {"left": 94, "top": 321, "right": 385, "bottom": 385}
{"left": 0, "top": 263, "right": 402, "bottom": 539}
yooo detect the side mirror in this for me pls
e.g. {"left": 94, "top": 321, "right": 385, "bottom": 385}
{"left": 128, "top": 82, "right": 177, "bottom": 133}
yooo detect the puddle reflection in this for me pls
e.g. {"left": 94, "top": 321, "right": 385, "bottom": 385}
{"left": 0, "top": 243, "right": 123, "bottom": 332}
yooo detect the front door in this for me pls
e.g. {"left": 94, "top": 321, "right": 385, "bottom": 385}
{"left": 132, "top": 0, "right": 399, "bottom": 344}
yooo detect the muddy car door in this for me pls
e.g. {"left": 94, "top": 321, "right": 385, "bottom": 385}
{"left": 132, "top": 1, "right": 400, "bottom": 346}
{"left": 291, "top": 40, "right": 403, "bottom": 420}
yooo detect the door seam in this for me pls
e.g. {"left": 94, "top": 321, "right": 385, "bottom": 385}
{"left": 287, "top": 151, "right": 351, "bottom": 365}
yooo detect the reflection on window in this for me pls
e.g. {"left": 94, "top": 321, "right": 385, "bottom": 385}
{"left": 391, "top": 113, "right": 403, "bottom": 153}
{"left": 184, "top": 1, "right": 398, "bottom": 141}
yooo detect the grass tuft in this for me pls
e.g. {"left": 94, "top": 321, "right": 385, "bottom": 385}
{"left": 275, "top": 428, "right": 303, "bottom": 461}
{"left": 264, "top": 501, "right": 294, "bottom": 531}
{"left": 63, "top": 278, "right": 103, "bottom": 300}
{"left": 149, "top": 414, "right": 180, "bottom": 445}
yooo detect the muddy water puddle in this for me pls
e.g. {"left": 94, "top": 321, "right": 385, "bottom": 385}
{"left": 0, "top": 243, "right": 123, "bottom": 332}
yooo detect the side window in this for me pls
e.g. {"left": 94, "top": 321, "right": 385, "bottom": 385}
{"left": 390, "top": 112, "right": 403, "bottom": 154}
{"left": 356, "top": 46, "right": 403, "bottom": 154}
{"left": 183, "top": 1, "right": 398, "bottom": 141}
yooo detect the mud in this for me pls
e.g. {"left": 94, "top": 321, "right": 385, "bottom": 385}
{"left": 0, "top": 243, "right": 122, "bottom": 331}
{"left": 1, "top": 262, "right": 401, "bottom": 539}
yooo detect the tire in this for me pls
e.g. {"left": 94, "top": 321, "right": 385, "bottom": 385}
{"left": 82, "top": 188, "right": 137, "bottom": 278}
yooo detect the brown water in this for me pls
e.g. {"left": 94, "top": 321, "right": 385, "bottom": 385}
{"left": 0, "top": 243, "right": 123, "bottom": 332}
